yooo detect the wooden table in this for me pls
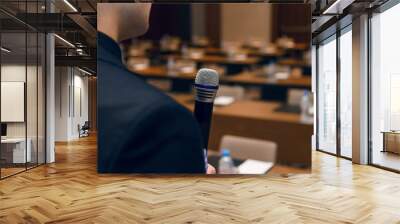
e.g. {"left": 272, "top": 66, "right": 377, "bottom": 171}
{"left": 133, "top": 66, "right": 195, "bottom": 92}
{"left": 0, "top": 138, "right": 32, "bottom": 165}
{"left": 133, "top": 66, "right": 311, "bottom": 88}
{"left": 224, "top": 71, "right": 311, "bottom": 101}
{"left": 160, "top": 54, "right": 261, "bottom": 74}
{"left": 160, "top": 54, "right": 261, "bottom": 65}
{"left": 133, "top": 66, "right": 195, "bottom": 80}
{"left": 170, "top": 93, "right": 313, "bottom": 167}
{"left": 278, "top": 58, "right": 310, "bottom": 67}
{"left": 223, "top": 71, "right": 311, "bottom": 88}
{"left": 278, "top": 58, "right": 311, "bottom": 75}
{"left": 204, "top": 47, "right": 285, "bottom": 58}
{"left": 382, "top": 131, "right": 400, "bottom": 154}
{"left": 285, "top": 43, "right": 309, "bottom": 51}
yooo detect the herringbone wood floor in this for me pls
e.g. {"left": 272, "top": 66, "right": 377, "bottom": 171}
{"left": 1, "top": 135, "right": 400, "bottom": 223}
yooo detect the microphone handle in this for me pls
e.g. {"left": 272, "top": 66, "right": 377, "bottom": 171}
{"left": 194, "top": 100, "right": 214, "bottom": 150}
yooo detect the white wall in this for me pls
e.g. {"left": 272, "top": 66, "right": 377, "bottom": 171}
{"left": 55, "top": 67, "right": 89, "bottom": 141}
{"left": 1, "top": 65, "right": 26, "bottom": 140}
{"left": 72, "top": 73, "right": 89, "bottom": 138}
{"left": 1, "top": 65, "right": 37, "bottom": 138}
{"left": 221, "top": 4, "right": 272, "bottom": 44}
{"left": 55, "top": 66, "right": 70, "bottom": 141}
{"left": 1, "top": 64, "right": 46, "bottom": 163}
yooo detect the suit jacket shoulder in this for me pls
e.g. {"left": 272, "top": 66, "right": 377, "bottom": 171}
{"left": 97, "top": 51, "right": 205, "bottom": 173}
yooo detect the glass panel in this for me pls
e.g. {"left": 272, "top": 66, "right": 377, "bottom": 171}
{"left": 317, "top": 37, "right": 337, "bottom": 154}
{"left": 1, "top": 31, "right": 27, "bottom": 177}
{"left": 371, "top": 3, "right": 400, "bottom": 171}
{"left": 0, "top": 0, "right": 46, "bottom": 179}
{"left": 38, "top": 32, "right": 45, "bottom": 165}
{"left": 339, "top": 29, "right": 352, "bottom": 158}
{"left": 27, "top": 31, "right": 38, "bottom": 169}
{"left": 26, "top": 0, "right": 40, "bottom": 170}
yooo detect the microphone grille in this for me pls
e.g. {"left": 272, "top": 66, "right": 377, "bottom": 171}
{"left": 195, "top": 68, "right": 219, "bottom": 86}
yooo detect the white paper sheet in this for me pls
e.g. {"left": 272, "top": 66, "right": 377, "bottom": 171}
{"left": 214, "top": 96, "right": 235, "bottom": 106}
{"left": 238, "top": 160, "right": 274, "bottom": 174}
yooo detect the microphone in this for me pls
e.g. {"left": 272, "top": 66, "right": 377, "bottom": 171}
{"left": 193, "top": 68, "right": 219, "bottom": 150}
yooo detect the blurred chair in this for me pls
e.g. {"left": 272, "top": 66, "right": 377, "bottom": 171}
{"left": 287, "top": 88, "right": 305, "bottom": 106}
{"left": 202, "top": 64, "right": 226, "bottom": 76}
{"left": 78, "top": 121, "right": 90, "bottom": 138}
{"left": 216, "top": 85, "right": 245, "bottom": 100}
{"left": 244, "top": 87, "right": 261, "bottom": 100}
{"left": 192, "top": 35, "right": 209, "bottom": 47}
{"left": 126, "top": 57, "right": 150, "bottom": 71}
{"left": 160, "top": 35, "right": 181, "bottom": 52}
{"left": 219, "top": 135, "right": 277, "bottom": 163}
{"left": 146, "top": 79, "right": 172, "bottom": 92}
{"left": 222, "top": 41, "right": 242, "bottom": 52}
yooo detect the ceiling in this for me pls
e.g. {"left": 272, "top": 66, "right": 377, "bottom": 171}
{"left": 1, "top": 32, "right": 45, "bottom": 63}
{"left": 1, "top": 0, "right": 98, "bottom": 72}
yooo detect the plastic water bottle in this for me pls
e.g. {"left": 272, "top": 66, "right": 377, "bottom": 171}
{"left": 181, "top": 44, "right": 188, "bottom": 58}
{"left": 300, "top": 90, "right": 311, "bottom": 123}
{"left": 167, "top": 57, "right": 177, "bottom": 76}
{"left": 218, "top": 149, "right": 236, "bottom": 174}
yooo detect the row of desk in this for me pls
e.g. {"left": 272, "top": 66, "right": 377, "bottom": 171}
{"left": 162, "top": 54, "right": 262, "bottom": 65}
{"left": 154, "top": 54, "right": 311, "bottom": 75}
{"left": 134, "top": 66, "right": 310, "bottom": 87}
{"left": 132, "top": 42, "right": 311, "bottom": 75}
{"left": 133, "top": 65, "right": 311, "bottom": 101}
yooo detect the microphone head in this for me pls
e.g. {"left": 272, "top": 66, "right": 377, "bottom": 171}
{"left": 194, "top": 68, "right": 219, "bottom": 103}
{"left": 195, "top": 68, "right": 219, "bottom": 87}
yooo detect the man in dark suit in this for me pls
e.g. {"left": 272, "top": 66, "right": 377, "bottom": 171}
{"left": 97, "top": 4, "right": 214, "bottom": 173}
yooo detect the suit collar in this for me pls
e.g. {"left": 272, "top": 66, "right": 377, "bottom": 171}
{"left": 97, "top": 32, "right": 124, "bottom": 66}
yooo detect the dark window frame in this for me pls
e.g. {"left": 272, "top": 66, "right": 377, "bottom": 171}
{"left": 314, "top": 20, "right": 353, "bottom": 160}
{"left": 0, "top": 0, "right": 47, "bottom": 180}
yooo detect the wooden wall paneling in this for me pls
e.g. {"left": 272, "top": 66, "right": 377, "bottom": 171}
{"left": 205, "top": 4, "right": 221, "bottom": 47}
{"left": 271, "top": 4, "right": 311, "bottom": 44}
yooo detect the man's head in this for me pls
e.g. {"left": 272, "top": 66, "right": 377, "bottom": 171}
{"left": 97, "top": 3, "right": 151, "bottom": 42}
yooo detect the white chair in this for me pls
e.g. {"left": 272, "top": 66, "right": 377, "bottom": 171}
{"left": 216, "top": 85, "right": 245, "bottom": 100}
{"left": 219, "top": 135, "right": 277, "bottom": 163}
{"left": 287, "top": 88, "right": 305, "bottom": 106}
